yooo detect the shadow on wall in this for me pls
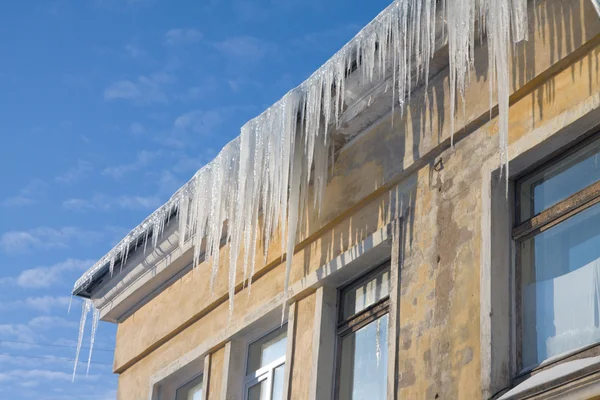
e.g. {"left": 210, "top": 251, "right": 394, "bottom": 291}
{"left": 288, "top": 1, "right": 596, "bottom": 398}
{"left": 513, "top": 0, "right": 597, "bottom": 124}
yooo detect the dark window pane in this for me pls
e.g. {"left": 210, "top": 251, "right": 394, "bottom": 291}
{"left": 175, "top": 375, "right": 203, "bottom": 400}
{"left": 338, "top": 314, "right": 388, "bottom": 400}
{"left": 342, "top": 269, "right": 390, "bottom": 320}
{"left": 272, "top": 364, "right": 285, "bottom": 400}
{"left": 518, "top": 137, "right": 600, "bottom": 222}
{"left": 521, "top": 202, "right": 600, "bottom": 367}
{"left": 247, "top": 380, "right": 268, "bottom": 400}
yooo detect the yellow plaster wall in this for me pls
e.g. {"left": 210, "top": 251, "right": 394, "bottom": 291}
{"left": 206, "top": 346, "right": 225, "bottom": 400}
{"left": 112, "top": 0, "right": 600, "bottom": 398}
{"left": 288, "top": 293, "right": 317, "bottom": 400}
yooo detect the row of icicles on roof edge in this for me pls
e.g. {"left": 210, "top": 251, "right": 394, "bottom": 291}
{"left": 72, "top": 0, "right": 530, "bottom": 381}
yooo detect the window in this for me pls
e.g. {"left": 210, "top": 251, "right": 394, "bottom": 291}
{"left": 515, "top": 134, "right": 600, "bottom": 371}
{"left": 335, "top": 264, "right": 390, "bottom": 400}
{"left": 244, "top": 325, "right": 287, "bottom": 400}
{"left": 175, "top": 374, "right": 203, "bottom": 400}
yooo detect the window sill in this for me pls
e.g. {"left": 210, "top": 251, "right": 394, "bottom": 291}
{"left": 518, "top": 342, "right": 600, "bottom": 379}
{"left": 499, "top": 356, "right": 600, "bottom": 400}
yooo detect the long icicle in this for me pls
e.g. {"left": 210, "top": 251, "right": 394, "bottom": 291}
{"left": 86, "top": 307, "right": 100, "bottom": 376}
{"left": 74, "top": 0, "right": 535, "bottom": 374}
{"left": 72, "top": 299, "right": 91, "bottom": 382}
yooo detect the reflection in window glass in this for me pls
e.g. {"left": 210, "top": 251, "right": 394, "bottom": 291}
{"left": 338, "top": 314, "right": 388, "bottom": 400}
{"left": 521, "top": 202, "right": 600, "bottom": 367}
{"left": 518, "top": 137, "right": 600, "bottom": 222}
{"left": 245, "top": 325, "right": 287, "bottom": 400}
{"left": 247, "top": 380, "right": 269, "bottom": 400}
{"left": 247, "top": 326, "right": 287, "bottom": 375}
{"left": 175, "top": 375, "right": 203, "bottom": 400}
{"left": 271, "top": 364, "right": 285, "bottom": 400}
{"left": 342, "top": 269, "right": 390, "bottom": 320}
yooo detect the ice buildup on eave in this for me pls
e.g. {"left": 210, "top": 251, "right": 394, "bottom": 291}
{"left": 73, "top": 0, "right": 534, "bottom": 378}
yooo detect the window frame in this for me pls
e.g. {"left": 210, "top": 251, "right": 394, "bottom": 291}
{"left": 242, "top": 324, "right": 287, "bottom": 400}
{"left": 513, "top": 132, "right": 600, "bottom": 376}
{"left": 175, "top": 373, "right": 203, "bottom": 400}
{"left": 153, "top": 356, "right": 205, "bottom": 400}
{"left": 333, "top": 262, "right": 391, "bottom": 400}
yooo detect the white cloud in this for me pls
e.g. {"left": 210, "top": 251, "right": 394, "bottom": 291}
{"left": 102, "top": 150, "right": 161, "bottom": 179}
{"left": 62, "top": 197, "right": 108, "bottom": 213}
{"left": 28, "top": 316, "right": 77, "bottom": 330}
{"left": 153, "top": 170, "right": 182, "bottom": 196}
{"left": 130, "top": 122, "right": 145, "bottom": 135}
{"left": 0, "top": 295, "right": 71, "bottom": 313}
{"left": 63, "top": 194, "right": 161, "bottom": 212}
{"left": 0, "top": 228, "right": 101, "bottom": 254}
{"left": 104, "top": 80, "right": 139, "bottom": 99}
{"left": 124, "top": 43, "right": 145, "bottom": 58}
{"left": 24, "top": 296, "right": 71, "bottom": 312}
{"left": 228, "top": 79, "right": 240, "bottom": 92}
{"left": 0, "top": 260, "right": 93, "bottom": 291}
{"left": 0, "top": 196, "right": 36, "bottom": 207}
{"left": 226, "top": 76, "right": 263, "bottom": 93}
{"left": 171, "top": 151, "right": 215, "bottom": 174}
{"left": 117, "top": 195, "right": 162, "bottom": 210}
{"left": 12, "top": 259, "right": 94, "bottom": 289}
{"left": 0, "top": 324, "right": 37, "bottom": 343}
{"left": 0, "top": 361, "right": 112, "bottom": 392}
{"left": 55, "top": 159, "right": 92, "bottom": 184}
{"left": 165, "top": 28, "right": 203, "bottom": 46}
{"left": 233, "top": 1, "right": 270, "bottom": 21}
{"left": 42, "top": 0, "right": 71, "bottom": 17}
{"left": 105, "top": 225, "right": 130, "bottom": 247}
{"left": 104, "top": 73, "right": 174, "bottom": 105}
{"left": 1, "top": 180, "right": 47, "bottom": 208}
{"left": 17, "top": 296, "right": 72, "bottom": 313}
{"left": 215, "top": 36, "right": 275, "bottom": 62}
{"left": 174, "top": 110, "right": 223, "bottom": 135}
{"left": 292, "top": 23, "right": 361, "bottom": 52}
{"left": 0, "top": 369, "right": 92, "bottom": 382}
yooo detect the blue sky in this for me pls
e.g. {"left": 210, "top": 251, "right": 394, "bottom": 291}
{"left": 0, "top": 0, "right": 390, "bottom": 398}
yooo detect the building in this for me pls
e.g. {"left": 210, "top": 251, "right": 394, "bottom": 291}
{"left": 72, "top": 0, "right": 600, "bottom": 399}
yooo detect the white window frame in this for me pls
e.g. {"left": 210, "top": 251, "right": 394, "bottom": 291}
{"left": 333, "top": 263, "right": 391, "bottom": 400}
{"left": 243, "top": 355, "right": 286, "bottom": 400}
{"left": 175, "top": 373, "right": 203, "bottom": 400}
{"left": 152, "top": 356, "right": 205, "bottom": 400}
{"left": 513, "top": 132, "right": 600, "bottom": 374}
{"left": 242, "top": 324, "right": 287, "bottom": 400}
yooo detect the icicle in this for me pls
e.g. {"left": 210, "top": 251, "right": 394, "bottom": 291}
{"left": 446, "top": 0, "right": 475, "bottom": 147}
{"left": 487, "top": 0, "right": 513, "bottom": 193}
{"left": 283, "top": 131, "right": 304, "bottom": 311}
{"left": 143, "top": 229, "right": 149, "bottom": 255}
{"left": 511, "top": 0, "right": 529, "bottom": 42}
{"left": 73, "top": 299, "right": 91, "bottom": 382}
{"left": 178, "top": 196, "right": 189, "bottom": 251}
{"left": 86, "top": 307, "right": 100, "bottom": 376}
{"left": 73, "top": 0, "right": 534, "bottom": 337}
{"left": 67, "top": 295, "right": 73, "bottom": 315}
{"left": 121, "top": 244, "right": 130, "bottom": 272}
{"left": 376, "top": 317, "right": 382, "bottom": 367}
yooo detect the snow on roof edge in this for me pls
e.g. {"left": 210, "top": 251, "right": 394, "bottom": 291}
{"left": 72, "top": 0, "right": 398, "bottom": 294}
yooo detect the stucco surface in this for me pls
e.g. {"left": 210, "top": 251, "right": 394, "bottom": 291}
{"left": 288, "top": 293, "right": 317, "bottom": 400}
{"left": 207, "top": 346, "right": 225, "bottom": 400}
